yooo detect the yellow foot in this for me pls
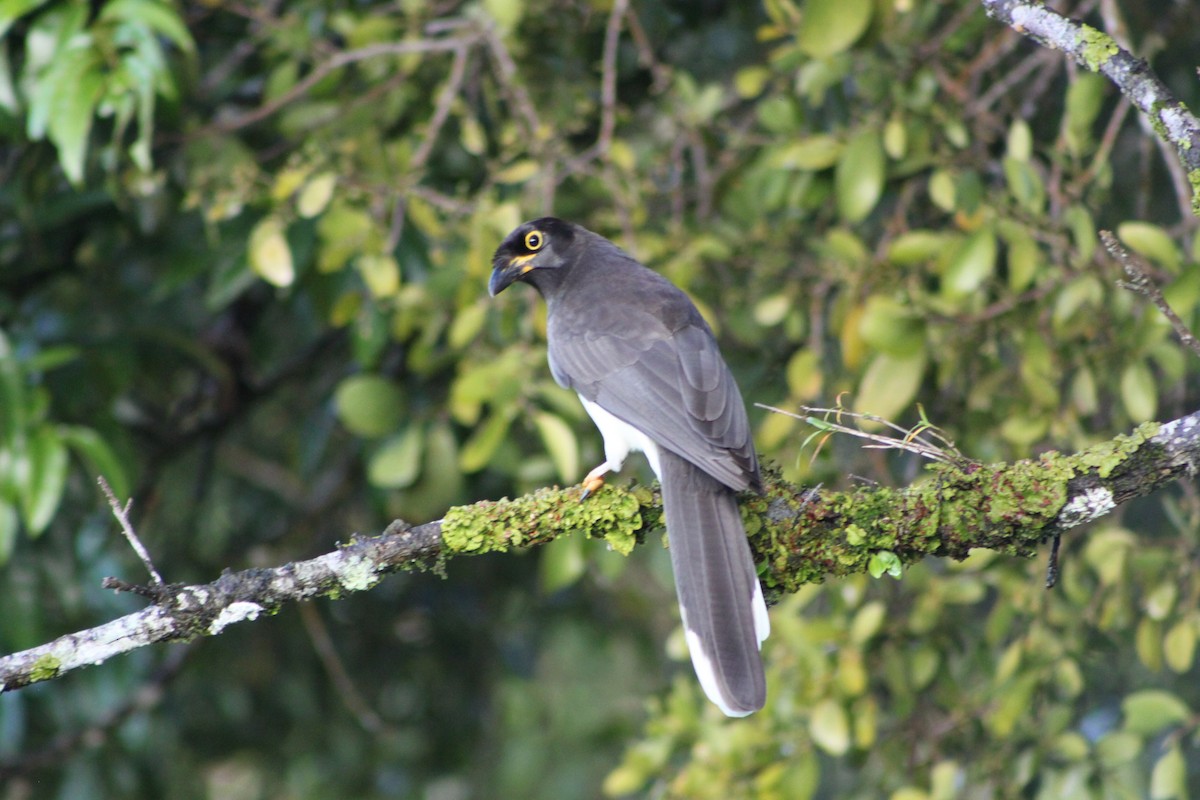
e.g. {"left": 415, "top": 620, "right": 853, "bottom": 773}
{"left": 580, "top": 473, "right": 606, "bottom": 501}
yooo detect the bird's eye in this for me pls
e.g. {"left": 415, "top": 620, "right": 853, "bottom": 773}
{"left": 525, "top": 231, "right": 544, "bottom": 251}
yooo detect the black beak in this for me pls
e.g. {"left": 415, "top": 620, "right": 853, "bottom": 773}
{"left": 488, "top": 260, "right": 524, "bottom": 296}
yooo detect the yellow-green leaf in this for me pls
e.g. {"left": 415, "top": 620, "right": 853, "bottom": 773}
{"left": 334, "top": 375, "right": 404, "bottom": 438}
{"left": 357, "top": 254, "right": 401, "bottom": 298}
{"left": 808, "top": 698, "right": 851, "bottom": 755}
{"left": 887, "top": 230, "right": 955, "bottom": 266}
{"left": 1006, "top": 119, "right": 1032, "bottom": 162}
{"left": 249, "top": 216, "right": 295, "bottom": 287}
{"left": 942, "top": 227, "right": 996, "bottom": 301}
{"left": 1164, "top": 618, "right": 1196, "bottom": 674}
{"left": 0, "top": 503, "right": 15, "bottom": 565}
{"left": 367, "top": 426, "right": 424, "bottom": 488}
{"left": 836, "top": 129, "right": 885, "bottom": 223}
{"left": 775, "top": 135, "right": 842, "bottom": 170}
{"left": 1120, "top": 360, "right": 1157, "bottom": 422}
{"left": 459, "top": 408, "right": 515, "bottom": 473}
{"left": 1122, "top": 690, "right": 1191, "bottom": 734}
{"left": 854, "top": 349, "right": 927, "bottom": 421}
{"left": 797, "top": 0, "right": 872, "bottom": 58}
{"left": 297, "top": 172, "right": 337, "bottom": 218}
{"left": 533, "top": 411, "right": 579, "bottom": 484}
{"left": 1118, "top": 221, "right": 1180, "bottom": 272}
{"left": 850, "top": 600, "right": 886, "bottom": 644}
{"left": 495, "top": 160, "right": 540, "bottom": 184}
{"left": 858, "top": 295, "right": 925, "bottom": 356}
{"left": 1150, "top": 743, "right": 1186, "bottom": 800}
{"left": 21, "top": 425, "right": 67, "bottom": 537}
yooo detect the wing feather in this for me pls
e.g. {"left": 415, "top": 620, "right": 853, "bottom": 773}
{"left": 547, "top": 277, "right": 758, "bottom": 491}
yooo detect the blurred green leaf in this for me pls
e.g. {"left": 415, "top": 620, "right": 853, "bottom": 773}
{"left": 836, "top": 129, "right": 885, "bottom": 223}
{"left": 942, "top": 227, "right": 996, "bottom": 301}
{"left": 367, "top": 425, "right": 424, "bottom": 488}
{"left": 1118, "top": 222, "right": 1180, "bottom": 272}
{"left": 796, "top": 0, "right": 872, "bottom": 58}
{"left": 249, "top": 216, "right": 296, "bottom": 287}
{"left": 0, "top": 502, "right": 16, "bottom": 564}
{"left": 334, "top": 375, "right": 404, "bottom": 438}
{"left": 533, "top": 411, "right": 579, "bottom": 485}
{"left": 854, "top": 349, "right": 926, "bottom": 421}
{"left": 20, "top": 424, "right": 66, "bottom": 536}
{"left": 1120, "top": 360, "right": 1157, "bottom": 421}
{"left": 858, "top": 295, "right": 925, "bottom": 356}
{"left": 539, "top": 533, "right": 586, "bottom": 594}
{"left": 808, "top": 698, "right": 851, "bottom": 755}
{"left": 1122, "top": 690, "right": 1191, "bottom": 734}
{"left": 59, "top": 425, "right": 129, "bottom": 500}
{"left": 459, "top": 407, "right": 515, "bottom": 473}
{"left": 1150, "top": 743, "right": 1186, "bottom": 800}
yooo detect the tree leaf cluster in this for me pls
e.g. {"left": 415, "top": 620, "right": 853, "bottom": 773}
{"left": 2, "top": 0, "right": 1200, "bottom": 797}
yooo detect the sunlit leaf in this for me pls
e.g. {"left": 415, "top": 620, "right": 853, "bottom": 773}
{"left": 854, "top": 349, "right": 926, "bottom": 421}
{"left": 809, "top": 698, "right": 851, "bottom": 755}
{"left": 1150, "top": 743, "right": 1186, "bottom": 800}
{"left": 1120, "top": 360, "right": 1157, "bottom": 422}
{"left": 836, "top": 129, "right": 885, "bottom": 223}
{"left": 1118, "top": 221, "right": 1180, "bottom": 272}
{"left": 249, "top": 216, "right": 295, "bottom": 287}
{"left": 797, "top": 0, "right": 871, "bottom": 58}
{"left": 1122, "top": 690, "right": 1191, "bottom": 734}
{"left": 533, "top": 411, "right": 579, "bottom": 484}
{"left": 297, "top": 172, "right": 337, "bottom": 218}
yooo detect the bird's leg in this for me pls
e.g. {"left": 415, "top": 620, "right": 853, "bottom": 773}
{"left": 580, "top": 461, "right": 614, "bottom": 501}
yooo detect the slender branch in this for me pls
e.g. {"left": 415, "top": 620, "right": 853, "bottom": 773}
{"left": 388, "top": 43, "right": 473, "bottom": 251}
{"left": 185, "top": 35, "right": 481, "bottom": 139}
{"left": 98, "top": 477, "right": 163, "bottom": 586}
{"left": 980, "top": 0, "right": 1200, "bottom": 213}
{"left": 1103, "top": 229, "right": 1200, "bottom": 360}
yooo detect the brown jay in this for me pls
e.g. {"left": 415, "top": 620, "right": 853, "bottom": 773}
{"left": 489, "top": 217, "right": 769, "bottom": 716}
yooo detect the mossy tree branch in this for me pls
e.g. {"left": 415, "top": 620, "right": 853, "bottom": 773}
{"left": 980, "top": 0, "right": 1200, "bottom": 213}
{"left": 3, "top": 410, "right": 1197, "bottom": 694}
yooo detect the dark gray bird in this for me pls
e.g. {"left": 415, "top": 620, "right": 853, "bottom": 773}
{"left": 489, "top": 217, "right": 769, "bottom": 716}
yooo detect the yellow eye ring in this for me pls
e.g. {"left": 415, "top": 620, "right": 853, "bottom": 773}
{"left": 525, "top": 231, "right": 544, "bottom": 251}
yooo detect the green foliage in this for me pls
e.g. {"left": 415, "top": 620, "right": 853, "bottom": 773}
{"left": 2, "top": 0, "right": 1200, "bottom": 797}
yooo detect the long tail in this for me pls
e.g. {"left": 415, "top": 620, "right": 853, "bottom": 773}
{"left": 659, "top": 449, "right": 769, "bottom": 716}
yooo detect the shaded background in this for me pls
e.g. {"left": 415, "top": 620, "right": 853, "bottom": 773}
{"left": 2, "top": 0, "right": 1200, "bottom": 797}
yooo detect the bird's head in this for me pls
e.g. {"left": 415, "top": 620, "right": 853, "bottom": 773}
{"left": 488, "top": 217, "right": 577, "bottom": 296}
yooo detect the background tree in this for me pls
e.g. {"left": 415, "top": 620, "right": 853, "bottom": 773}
{"left": 2, "top": 0, "right": 1199, "bottom": 798}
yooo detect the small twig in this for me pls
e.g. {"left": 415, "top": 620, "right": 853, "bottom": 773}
{"left": 181, "top": 35, "right": 480, "bottom": 141}
{"left": 299, "top": 603, "right": 394, "bottom": 735}
{"left": 756, "top": 403, "right": 973, "bottom": 468}
{"left": 100, "top": 577, "right": 168, "bottom": 601}
{"left": 483, "top": 25, "right": 542, "bottom": 143}
{"left": 388, "top": 43, "right": 473, "bottom": 251}
{"left": 596, "top": 0, "right": 628, "bottom": 162}
{"left": 98, "top": 476, "right": 165, "bottom": 587}
{"left": 1102, "top": 230, "right": 1200, "bottom": 360}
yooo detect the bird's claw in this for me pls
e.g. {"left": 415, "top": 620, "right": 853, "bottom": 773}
{"left": 580, "top": 474, "right": 606, "bottom": 501}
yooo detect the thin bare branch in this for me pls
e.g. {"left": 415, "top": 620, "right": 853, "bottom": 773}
{"left": 1103, "top": 229, "right": 1200, "bottom": 360}
{"left": 98, "top": 476, "right": 164, "bottom": 586}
